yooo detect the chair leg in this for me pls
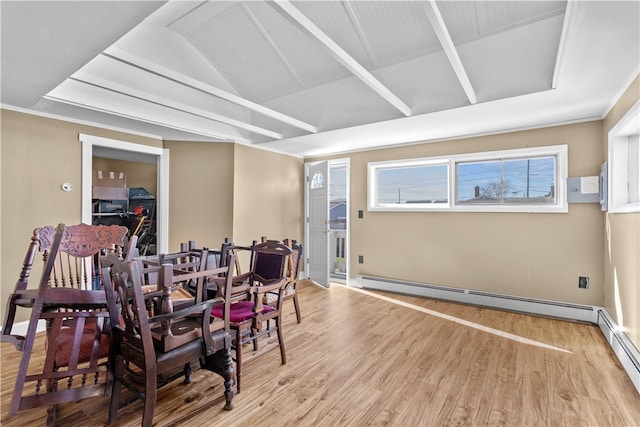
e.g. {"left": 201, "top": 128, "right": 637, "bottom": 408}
{"left": 200, "top": 342, "right": 235, "bottom": 410}
{"left": 252, "top": 328, "right": 259, "bottom": 352}
{"left": 9, "top": 303, "right": 43, "bottom": 416}
{"left": 293, "top": 294, "right": 302, "bottom": 323}
{"left": 45, "top": 375, "right": 58, "bottom": 426}
{"left": 142, "top": 367, "right": 158, "bottom": 427}
{"left": 46, "top": 405, "right": 57, "bottom": 427}
{"left": 183, "top": 362, "right": 192, "bottom": 384}
{"left": 108, "top": 356, "right": 124, "bottom": 424}
{"left": 276, "top": 318, "right": 286, "bottom": 365}
{"left": 222, "top": 346, "right": 235, "bottom": 410}
{"left": 235, "top": 330, "right": 243, "bottom": 394}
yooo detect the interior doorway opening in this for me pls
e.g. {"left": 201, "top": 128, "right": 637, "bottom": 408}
{"left": 80, "top": 134, "right": 169, "bottom": 254}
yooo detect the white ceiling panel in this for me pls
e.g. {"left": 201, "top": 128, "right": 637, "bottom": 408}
{"left": 243, "top": 1, "right": 350, "bottom": 92}
{"left": 346, "top": 1, "right": 441, "bottom": 68}
{"left": 474, "top": 1, "right": 566, "bottom": 36}
{"left": 291, "top": 1, "right": 377, "bottom": 67}
{"left": 459, "top": 14, "right": 564, "bottom": 102}
{"left": 184, "top": 2, "right": 303, "bottom": 101}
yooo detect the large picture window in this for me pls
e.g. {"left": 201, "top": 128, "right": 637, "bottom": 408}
{"left": 368, "top": 145, "right": 567, "bottom": 212}
{"left": 456, "top": 156, "right": 556, "bottom": 205}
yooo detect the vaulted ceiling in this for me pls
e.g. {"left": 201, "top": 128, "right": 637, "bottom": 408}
{"left": 2, "top": 1, "right": 639, "bottom": 158}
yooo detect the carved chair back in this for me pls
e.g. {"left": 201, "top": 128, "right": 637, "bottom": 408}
{"left": 1, "top": 223, "right": 128, "bottom": 425}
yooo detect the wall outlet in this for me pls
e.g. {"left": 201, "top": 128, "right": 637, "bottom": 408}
{"left": 578, "top": 276, "right": 589, "bottom": 289}
{"left": 358, "top": 255, "right": 364, "bottom": 264}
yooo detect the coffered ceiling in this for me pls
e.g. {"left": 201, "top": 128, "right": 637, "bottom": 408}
{"left": 2, "top": 1, "right": 639, "bottom": 157}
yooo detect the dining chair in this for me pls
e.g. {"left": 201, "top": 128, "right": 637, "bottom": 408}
{"left": 210, "top": 239, "right": 291, "bottom": 393}
{"left": 213, "top": 239, "right": 257, "bottom": 301}
{"left": 261, "top": 237, "right": 304, "bottom": 323}
{"left": 102, "top": 254, "right": 236, "bottom": 427}
{"left": 1, "top": 223, "right": 128, "bottom": 426}
{"left": 132, "top": 241, "right": 217, "bottom": 311}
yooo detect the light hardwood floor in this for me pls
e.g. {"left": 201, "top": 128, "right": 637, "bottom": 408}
{"left": 2, "top": 280, "right": 639, "bottom": 426}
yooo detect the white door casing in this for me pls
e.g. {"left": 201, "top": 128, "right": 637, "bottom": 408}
{"left": 80, "top": 133, "right": 169, "bottom": 254}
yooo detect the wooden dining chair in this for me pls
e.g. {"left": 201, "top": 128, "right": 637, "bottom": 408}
{"left": 102, "top": 254, "right": 236, "bottom": 427}
{"left": 261, "top": 237, "right": 304, "bottom": 323}
{"left": 210, "top": 240, "right": 291, "bottom": 393}
{"left": 1, "top": 223, "right": 128, "bottom": 426}
{"left": 213, "top": 239, "right": 257, "bottom": 301}
{"left": 132, "top": 241, "right": 219, "bottom": 312}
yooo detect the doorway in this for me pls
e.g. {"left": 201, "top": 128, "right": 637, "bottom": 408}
{"left": 304, "top": 158, "right": 350, "bottom": 287}
{"left": 80, "top": 134, "right": 170, "bottom": 254}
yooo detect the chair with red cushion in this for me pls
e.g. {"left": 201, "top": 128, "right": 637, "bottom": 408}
{"left": 1, "top": 223, "right": 128, "bottom": 426}
{"left": 210, "top": 239, "right": 291, "bottom": 393}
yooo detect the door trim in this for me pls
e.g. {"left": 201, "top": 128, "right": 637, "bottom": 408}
{"left": 80, "top": 133, "right": 170, "bottom": 253}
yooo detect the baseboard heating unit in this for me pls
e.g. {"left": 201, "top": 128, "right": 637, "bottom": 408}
{"left": 597, "top": 309, "right": 640, "bottom": 393}
{"left": 358, "top": 275, "right": 597, "bottom": 322}
{"left": 357, "top": 275, "right": 640, "bottom": 394}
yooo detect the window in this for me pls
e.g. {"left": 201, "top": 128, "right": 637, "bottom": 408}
{"left": 368, "top": 145, "right": 567, "bottom": 212}
{"left": 310, "top": 171, "right": 324, "bottom": 189}
{"left": 456, "top": 156, "right": 556, "bottom": 205}
{"left": 372, "top": 162, "right": 448, "bottom": 207}
{"left": 608, "top": 100, "right": 640, "bottom": 213}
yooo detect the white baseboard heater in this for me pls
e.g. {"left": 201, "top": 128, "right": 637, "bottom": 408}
{"left": 597, "top": 309, "right": 640, "bottom": 393}
{"left": 357, "top": 275, "right": 640, "bottom": 394}
{"left": 358, "top": 275, "right": 597, "bottom": 322}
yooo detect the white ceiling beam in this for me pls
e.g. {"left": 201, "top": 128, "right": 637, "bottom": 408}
{"left": 103, "top": 47, "right": 318, "bottom": 133}
{"left": 44, "top": 93, "right": 251, "bottom": 143}
{"left": 424, "top": 1, "right": 477, "bottom": 105}
{"left": 273, "top": 0, "right": 411, "bottom": 117}
{"left": 70, "top": 73, "right": 282, "bottom": 139}
{"left": 552, "top": 0, "right": 578, "bottom": 89}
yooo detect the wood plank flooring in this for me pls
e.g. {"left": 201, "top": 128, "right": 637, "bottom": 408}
{"left": 2, "top": 280, "right": 639, "bottom": 426}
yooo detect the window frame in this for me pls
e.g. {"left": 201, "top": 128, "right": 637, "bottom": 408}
{"left": 608, "top": 100, "right": 640, "bottom": 213}
{"left": 368, "top": 145, "right": 568, "bottom": 213}
{"left": 368, "top": 157, "right": 450, "bottom": 210}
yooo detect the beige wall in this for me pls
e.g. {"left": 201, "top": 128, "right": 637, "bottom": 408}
{"left": 231, "top": 144, "right": 304, "bottom": 246}
{"left": 0, "top": 109, "right": 163, "bottom": 325}
{"left": 310, "top": 121, "right": 605, "bottom": 306}
{"left": 163, "top": 140, "right": 235, "bottom": 251}
{"left": 602, "top": 74, "right": 640, "bottom": 351}
{"left": 160, "top": 142, "right": 303, "bottom": 273}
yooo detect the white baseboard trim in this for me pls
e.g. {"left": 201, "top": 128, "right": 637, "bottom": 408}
{"left": 357, "top": 275, "right": 640, "bottom": 394}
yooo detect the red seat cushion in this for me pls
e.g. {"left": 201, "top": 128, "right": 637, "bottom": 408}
{"left": 52, "top": 327, "right": 110, "bottom": 368}
{"left": 211, "top": 301, "right": 275, "bottom": 323}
